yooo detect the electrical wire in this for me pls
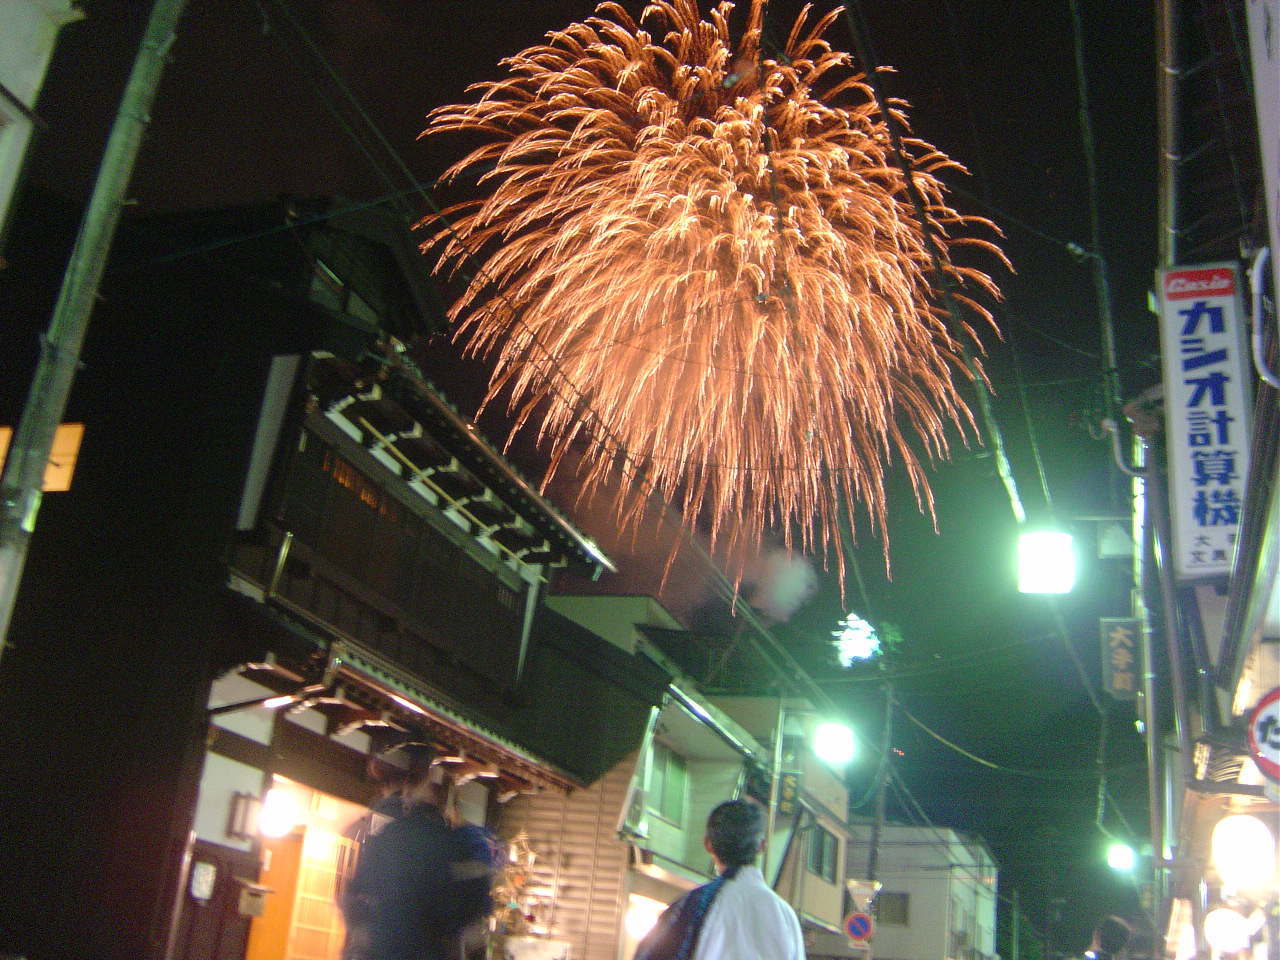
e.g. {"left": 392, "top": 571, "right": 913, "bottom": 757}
{"left": 818, "top": 635, "right": 1043, "bottom": 684}
{"left": 900, "top": 705, "right": 1115, "bottom": 782}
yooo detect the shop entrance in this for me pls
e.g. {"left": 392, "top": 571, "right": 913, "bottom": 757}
{"left": 244, "top": 776, "right": 366, "bottom": 960}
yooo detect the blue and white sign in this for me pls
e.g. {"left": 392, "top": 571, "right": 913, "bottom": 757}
{"left": 1156, "top": 263, "right": 1253, "bottom": 579}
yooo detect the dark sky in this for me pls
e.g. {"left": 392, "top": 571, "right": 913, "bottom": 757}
{"left": 14, "top": 0, "right": 1161, "bottom": 953}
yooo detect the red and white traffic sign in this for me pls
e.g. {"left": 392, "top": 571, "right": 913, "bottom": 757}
{"left": 844, "top": 911, "right": 875, "bottom": 943}
{"left": 1246, "top": 687, "right": 1280, "bottom": 783}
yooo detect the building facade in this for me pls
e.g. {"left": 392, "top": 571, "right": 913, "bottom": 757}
{"left": 846, "top": 824, "right": 998, "bottom": 960}
{"left": 0, "top": 199, "right": 674, "bottom": 960}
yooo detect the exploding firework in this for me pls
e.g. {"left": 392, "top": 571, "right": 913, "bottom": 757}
{"left": 420, "top": 0, "right": 1006, "bottom": 581}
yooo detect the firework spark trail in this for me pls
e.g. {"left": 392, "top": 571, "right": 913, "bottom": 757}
{"left": 420, "top": 0, "right": 1007, "bottom": 586}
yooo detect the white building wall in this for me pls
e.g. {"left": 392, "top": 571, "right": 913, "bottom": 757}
{"left": 0, "top": 1, "right": 80, "bottom": 237}
{"left": 848, "top": 823, "right": 999, "bottom": 960}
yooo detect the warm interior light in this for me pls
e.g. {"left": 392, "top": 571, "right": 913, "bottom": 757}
{"left": 1211, "top": 813, "right": 1276, "bottom": 893}
{"left": 1017, "top": 530, "right": 1076, "bottom": 594}
{"left": 813, "top": 722, "right": 856, "bottom": 767}
{"left": 259, "top": 787, "right": 301, "bottom": 838}
{"left": 625, "top": 895, "right": 667, "bottom": 940}
{"left": 1203, "top": 906, "right": 1251, "bottom": 954}
{"left": 1106, "top": 842, "right": 1136, "bottom": 872}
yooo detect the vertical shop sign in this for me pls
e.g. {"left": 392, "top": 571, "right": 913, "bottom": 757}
{"left": 1099, "top": 618, "right": 1139, "bottom": 700}
{"left": 1156, "top": 264, "right": 1252, "bottom": 579}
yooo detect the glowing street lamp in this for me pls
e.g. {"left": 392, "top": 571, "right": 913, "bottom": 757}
{"left": 1106, "top": 842, "right": 1136, "bottom": 872}
{"left": 813, "top": 721, "right": 857, "bottom": 767}
{"left": 1017, "top": 529, "right": 1077, "bottom": 594}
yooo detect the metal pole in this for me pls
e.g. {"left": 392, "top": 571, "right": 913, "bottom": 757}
{"left": 1135, "top": 445, "right": 1166, "bottom": 906}
{"left": 764, "top": 695, "right": 786, "bottom": 881}
{"left": 1145, "top": 445, "right": 1197, "bottom": 785}
{"left": 1156, "top": 0, "right": 1180, "bottom": 268}
{"left": 0, "top": 0, "right": 191, "bottom": 658}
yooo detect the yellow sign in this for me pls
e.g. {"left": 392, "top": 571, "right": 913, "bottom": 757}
{"left": 0, "top": 423, "right": 85, "bottom": 492}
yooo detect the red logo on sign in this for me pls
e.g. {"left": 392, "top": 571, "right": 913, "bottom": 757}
{"left": 1164, "top": 268, "right": 1235, "bottom": 300}
{"left": 1247, "top": 687, "right": 1280, "bottom": 783}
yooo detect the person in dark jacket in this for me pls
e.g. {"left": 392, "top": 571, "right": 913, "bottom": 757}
{"left": 343, "top": 748, "right": 457, "bottom": 960}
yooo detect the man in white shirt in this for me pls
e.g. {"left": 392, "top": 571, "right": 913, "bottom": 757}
{"left": 635, "top": 798, "right": 805, "bottom": 960}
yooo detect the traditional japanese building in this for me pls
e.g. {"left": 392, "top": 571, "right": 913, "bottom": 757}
{"left": 0, "top": 198, "right": 671, "bottom": 960}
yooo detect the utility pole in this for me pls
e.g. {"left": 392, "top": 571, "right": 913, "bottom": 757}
{"left": 0, "top": 0, "right": 190, "bottom": 660}
{"left": 866, "top": 680, "right": 893, "bottom": 881}
{"left": 1011, "top": 888, "right": 1020, "bottom": 960}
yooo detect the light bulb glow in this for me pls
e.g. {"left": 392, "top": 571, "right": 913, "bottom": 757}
{"left": 1106, "top": 842, "right": 1136, "bottom": 872}
{"left": 1203, "top": 907, "right": 1252, "bottom": 954}
{"left": 259, "top": 787, "right": 301, "bottom": 838}
{"left": 1211, "top": 814, "right": 1275, "bottom": 893}
{"left": 813, "top": 722, "right": 856, "bottom": 767}
{"left": 1017, "top": 530, "right": 1076, "bottom": 594}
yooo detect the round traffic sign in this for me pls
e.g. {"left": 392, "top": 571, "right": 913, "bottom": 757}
{"left": 1246, "top": 687, "right": 1280, "bottom": 782}
{"left": 844, "top": 911, "right": 875, "bottom": 942}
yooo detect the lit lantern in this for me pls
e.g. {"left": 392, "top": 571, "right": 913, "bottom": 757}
{"left": 1211, "top": 813, "right": 1275, "bottom": 893}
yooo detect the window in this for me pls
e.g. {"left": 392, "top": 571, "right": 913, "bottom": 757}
{"left": 647, "top": 742, "right": 687, "bottom": 824}
{"left": 807, "top": 825, "right": 838, "bottom": 882}
{"left": 875, "top": 891, "right": 910, "bottom": 926}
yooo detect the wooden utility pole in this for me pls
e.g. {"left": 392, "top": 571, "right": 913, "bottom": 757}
{"left": 866, "top": 680, "right": 893, "bottom": 881}
{"left": 0, "top": 0, "right": 190, "bottom": 659}
{"left": 1012, "top": 888, "right": 1021, "bottom": 960}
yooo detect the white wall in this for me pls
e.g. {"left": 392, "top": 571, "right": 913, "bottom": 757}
{"left": 0, "top": 1, "right": 80, "bottom": 235}
{"left": 847, "top": 823, "right": 999, "bottom": 960}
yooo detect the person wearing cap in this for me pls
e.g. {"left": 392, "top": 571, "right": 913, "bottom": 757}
{"left": 342, "top": 744, "right": 459, "bottom": 960}
{"left": 635, "top": 797, "right": 805, "bottom": 960}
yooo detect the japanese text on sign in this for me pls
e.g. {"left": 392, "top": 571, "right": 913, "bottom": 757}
{"left": 1156, "top": 265, "right": 1252, "bottom": 579}
{"left": 1099, "top": 618, "right": 1139, "bottom": 701}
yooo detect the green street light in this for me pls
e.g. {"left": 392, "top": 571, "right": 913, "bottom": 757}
{"left": 813, "top": 721, "right": 856, "bottom": 767}
{"left": 1017, "top": 530, "right": 1077, "bottom": 594}
{"left": 1106, "top": 842, "right": 1136, "bottom": 872}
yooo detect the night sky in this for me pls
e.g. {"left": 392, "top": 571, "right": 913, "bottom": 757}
{"left": 9, "top": 0, "right": 1163, "bottom": 955}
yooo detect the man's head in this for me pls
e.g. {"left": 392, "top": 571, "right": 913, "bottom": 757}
{"left": 703, "top": 798, "right": 767, "bottom": 869}
{"left": 1093, "top": 915, "right": 1132, "bottom": 957}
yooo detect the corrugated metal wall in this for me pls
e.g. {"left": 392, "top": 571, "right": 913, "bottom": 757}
{"left": 500, "top": 755, "right": 638, "bottom": 960}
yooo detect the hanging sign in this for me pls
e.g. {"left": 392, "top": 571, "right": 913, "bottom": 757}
{"left": 1099, "top": 618, "right": 1139, "bottom": 701}
{"left": 1155, "top": 264, "right": 1252, "bottom": 579}
{"left": 777, "top": 770, "right": 802, "bottom": 817}
{"left": 1246, "top": 687, "right": 1280, "bottom": 783}
{"left": 0, "top": 423, "right": 85, "bottom": 492}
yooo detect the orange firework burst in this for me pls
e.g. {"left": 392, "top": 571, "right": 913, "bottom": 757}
{"left": 420, "top": 0, "right": 1006, "bottom": 580}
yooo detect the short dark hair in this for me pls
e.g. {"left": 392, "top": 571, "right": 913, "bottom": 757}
{"left": 1096, "top": 916, "right": 1131, "bottom": 955}
{"left": 706, "top": 798, "right": 766, "bottom": 866}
